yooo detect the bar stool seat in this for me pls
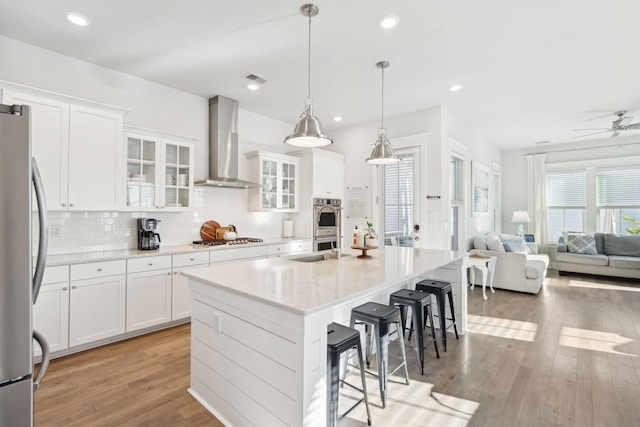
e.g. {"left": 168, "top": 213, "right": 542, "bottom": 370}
{"left": 327, "top": 322, "right": 371, "bottom": 426}
{"left": 415, "top": 279, "right": 459, "bottom": 351}
{"left": 349, "top": 302, "right": 409, "bottom": 408}
{"left": 389, "top": 288, "right": 439, "bottom": 374}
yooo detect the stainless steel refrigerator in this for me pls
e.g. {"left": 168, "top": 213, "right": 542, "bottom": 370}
{"left": 0, "top": 104, "right": 50, "bottom": 427}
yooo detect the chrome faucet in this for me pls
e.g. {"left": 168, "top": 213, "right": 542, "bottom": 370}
{"left": 318, "top": 204, "right": 341, "bottom": 259}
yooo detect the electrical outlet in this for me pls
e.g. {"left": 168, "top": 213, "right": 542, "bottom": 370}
{"left": 212, "top": 312, "right": 222, "bottom": 332}
{"left": 51, "top": 226, "right": 62, "bottom": 238}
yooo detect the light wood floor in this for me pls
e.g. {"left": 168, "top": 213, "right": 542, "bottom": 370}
{"left": 34, "top": 270, "right": 640, "bottom": 426}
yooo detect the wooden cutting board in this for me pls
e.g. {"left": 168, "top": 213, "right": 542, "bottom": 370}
{"left": 200, "top": 221, "right": 220, "bottom": 240}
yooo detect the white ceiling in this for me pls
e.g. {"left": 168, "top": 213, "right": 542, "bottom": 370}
{"left": 1, "top": 0, "right": 640, "bottom": 150}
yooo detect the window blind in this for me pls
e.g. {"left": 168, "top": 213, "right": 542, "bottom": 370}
{"left": 450, "top": 156, "right": 464, "bottom": 204}
{"left": 596, "top": 167, "right": 640, "bottom": 207}
{"left": 384, "top": 154, "right": 414, "bottom": 234}
{"left": 546, "top": 170, "right": 585, "bottom": 207}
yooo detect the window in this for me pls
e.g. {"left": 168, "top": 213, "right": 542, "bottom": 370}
{"left": 383, "top": 153, "right": 415, "bottom": 247}
{"left": 596, "top": 167, "right": 640, "bottom": 234}
{"left": 546, "top": 170, "right": 585, "bottom": 241}
{"left": 450, "top": 155, "right": 464, "bottom": 250}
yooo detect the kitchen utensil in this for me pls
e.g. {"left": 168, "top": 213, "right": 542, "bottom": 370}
{"left": 223, "top": 231, "right": 237, "bottom": 241}
{"left": 200, "top": 220, "right": 220, "bottom": 240}
{"left": 215, "top": 225, "right": 236, "bottom": 240}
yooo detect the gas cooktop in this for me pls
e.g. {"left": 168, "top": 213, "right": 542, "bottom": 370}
{"left": 192, "top": 238, "right": 263, "bottom": 247}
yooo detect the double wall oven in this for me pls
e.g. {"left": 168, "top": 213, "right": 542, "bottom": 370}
{"left": 313, "top": 198, "right": 341, "bottom": 251}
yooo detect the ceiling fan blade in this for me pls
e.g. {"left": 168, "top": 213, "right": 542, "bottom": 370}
{"left": 626, "top": 122, "right": 640, "bottom": 129}
{"left": 610, "top": 131, "right": 620, "bottom": 137}
{"left": 572, "top": 130, "right": 612, "bottom": 138}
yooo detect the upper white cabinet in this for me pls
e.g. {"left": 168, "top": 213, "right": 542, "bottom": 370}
{"left": 125, "top": 129, "right": 194, "bottom": 211}
{"left": 2, "top": 89, "right": 127, "bottom": 211}
{"left": 289, "top": 148, "right": 345, "bottom": 199}
{"left": 245, "top": 151, "right": 300, "bottom": 212}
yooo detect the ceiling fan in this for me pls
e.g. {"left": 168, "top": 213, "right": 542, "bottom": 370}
{"left": 574, "top": 110, "right": 640, "bottom": 138}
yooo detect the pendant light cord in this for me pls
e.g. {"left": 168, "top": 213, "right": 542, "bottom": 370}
{"left": 307, "top": 12, "right": 312, "bottom": 104}
{"left": 381, "top": 65, "right": 385, "bottom": 129}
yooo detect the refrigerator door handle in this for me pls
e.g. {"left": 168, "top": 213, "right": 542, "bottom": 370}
{"left": 32, "top": 329, "right": 50, "bottom": 392}
{"left": 32, "top": 157, "right": 48, "bottom": 304}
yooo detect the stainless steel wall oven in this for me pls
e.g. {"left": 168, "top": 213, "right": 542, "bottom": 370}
{"left": 313, "top": 198, "right": 341, "bottom": 251}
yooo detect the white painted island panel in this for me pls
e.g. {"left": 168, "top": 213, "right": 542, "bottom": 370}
{"left": 185, "top": 247, "right": 468, "bottom": 427}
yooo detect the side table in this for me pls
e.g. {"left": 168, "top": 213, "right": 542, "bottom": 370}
{"left": 467, "top": 254, "right": 497, "bottom": 300}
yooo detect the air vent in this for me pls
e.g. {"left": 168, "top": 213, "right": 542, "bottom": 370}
{"left": 245, "top": 74, "right": 267, "bottom": 84}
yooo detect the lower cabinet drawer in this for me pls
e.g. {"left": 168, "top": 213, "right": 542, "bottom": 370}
{"left": 71, "top": 260, "right": 126, "bottom": 281}
{"left": 127, "top": 255, "right": 172, "bottom": 273}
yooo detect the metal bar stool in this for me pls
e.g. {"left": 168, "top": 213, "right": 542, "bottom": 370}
{"left": 327, "top": 322, "right": 372, "bottom": 426}
{"left": 349, "top": 302, "right": 410, "bottom": 408}
{"left": 415, "top": 279, "right": 459, "bottom": 351}
{"left": 389, "top": 288, "right": 439, "bottom": 374}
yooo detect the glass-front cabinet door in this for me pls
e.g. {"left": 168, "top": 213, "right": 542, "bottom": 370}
{"left": 245, "top": 151, "right": 299, "bottom": 212}
{"left": 125, "top": 131, "right": 194, "bottom": 211}
{"left": 162, "top": 141, "right": 193, "bottom": 210}
{"left": 126, "top": 136, "right": 158, "bottom": 208}
{"left": 281, "top": 161, "right": 296, "bottom": 210}
{"left": 262, "top": 159, "right": 278, "bottom": 209}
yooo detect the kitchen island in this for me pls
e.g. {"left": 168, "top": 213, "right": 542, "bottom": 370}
{"left": 183, "top": 246, "right": 467, "bottom": 427}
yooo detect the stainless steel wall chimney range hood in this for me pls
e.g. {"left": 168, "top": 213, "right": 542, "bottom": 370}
{"left": 195, "top": 96, "right": 260, "bottom": 188}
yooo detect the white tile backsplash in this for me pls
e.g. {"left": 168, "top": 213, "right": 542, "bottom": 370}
{"left": 36, "top": 188, "right": 298, "bottom": 255}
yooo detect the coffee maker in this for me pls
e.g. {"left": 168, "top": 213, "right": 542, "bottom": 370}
{"left": 138, "top": 218, "right": 161, "bottom": 250}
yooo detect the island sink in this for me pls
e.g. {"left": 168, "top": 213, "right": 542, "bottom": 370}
{"left": 292, "top": 253, "right": 350, "bottom": 262}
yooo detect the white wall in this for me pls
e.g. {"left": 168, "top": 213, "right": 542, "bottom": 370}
{"left": 0, "top": 35, "right": 297, "bottom": 253}
{"left": 331, "top": 105, "right": 500, "bottom": 251}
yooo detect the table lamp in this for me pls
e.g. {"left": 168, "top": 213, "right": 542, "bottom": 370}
{"left": 511, "top": 210, "right": 531, "bottom": 236}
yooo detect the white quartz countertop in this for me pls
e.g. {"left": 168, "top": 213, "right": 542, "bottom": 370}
{"left": 43, "top": 237, "right": 311, "bottom": 266}
{"left": 183, "top": 246, "right": 467, "bottom": 315}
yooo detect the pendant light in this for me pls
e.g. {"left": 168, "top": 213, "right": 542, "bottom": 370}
{"left": 284, "top": 4, "right": 333, "bottom": 147}
{"left": 366, "top": 61, "right": 400, "bottom": 164}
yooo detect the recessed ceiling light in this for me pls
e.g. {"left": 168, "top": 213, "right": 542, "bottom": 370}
{"left": 379, "top": 15, "right": 399, "bottom": 30}
{"left": 449, "top": 84, "right": 464, "bottom": 92}
{"left": 333, "top": 116, "right": 343, "bottom": 122}
{"left": 247, "top": 83, "right": 260, "bottom": 91}
{"left": 66, "top": 13, "right": 90, "bottom": 27}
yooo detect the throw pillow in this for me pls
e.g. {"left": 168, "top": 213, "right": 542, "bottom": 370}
{"left": 486, "top": 235, "right": 505, "bottom": 251}
{"left": 603, "top": 234, "right": 640, "bottom": 257}
{"left": 473, "top": 236, "right": 487, "bottom": 250}
{"left": 567, "top": 234, "right": 597, "bottom": 255}
{"left": 502, "top": 238, "right": 528, "bottom": 253}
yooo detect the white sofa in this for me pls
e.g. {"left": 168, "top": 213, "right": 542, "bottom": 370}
{"left": 472, "top": 233, "right": 549, "bottom": 294}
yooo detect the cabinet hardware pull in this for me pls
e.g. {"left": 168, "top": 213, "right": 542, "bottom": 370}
{"left": 69, "top": 203, "right": 74, "bottom": 207}
{"left": 190, "top": 258, "right": 194, "bottom": 261}
{"left": 62, "top": 287, "right": 68, "bottom": 291}
{"left": 97, "top": 268, "right": 102, "bottom": 272}
{"left": 148, "top": 263, "right": 153, "bottom": 266}
{"left": 168, "top": 272, "right": 171, "bottom": 275}
{"left": 61, "top": 203, "right": 66, "bottom": 207}
{"left": 71, "top": 285, "right": 77, "bottom": 289}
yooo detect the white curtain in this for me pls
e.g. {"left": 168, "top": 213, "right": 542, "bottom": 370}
{"left": 527, "top": 154, "right": 548, "bottom": 253}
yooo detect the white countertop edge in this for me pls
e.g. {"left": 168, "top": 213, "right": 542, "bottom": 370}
{"left": 42, "top": 237, "right": 312, "bottom": 266}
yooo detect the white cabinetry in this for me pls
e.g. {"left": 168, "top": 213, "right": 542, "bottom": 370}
{"left": 289, "top": 148, "right": 345, "bottom": 199}
{"left": 289, "top": 240, "right": 313, "bottom": 254}
{"left": 125, "top": 128, "right": 195, "bottom": 211}
{"left": 1, "top": 89, "right": 126, "bottom": 211}
{"left": 245, "top": 151, "right": 299, "bottom": 212}
{"left": 172, "top": 252, "right": 210, "bottom": 320}
{"left": 69, "top": 260, "right": 126, "bottom": 347}
{"left": 33, "top": 265, "right": 70, "bottom": 356}
{"left": 211, "top": 246, "right": 268, "bottom": 263}
{"left": 126, "top": 256, "right": 172, "bottom": 332}
{"left": 267, "top": 243, "right": 289, "bottom": 258}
